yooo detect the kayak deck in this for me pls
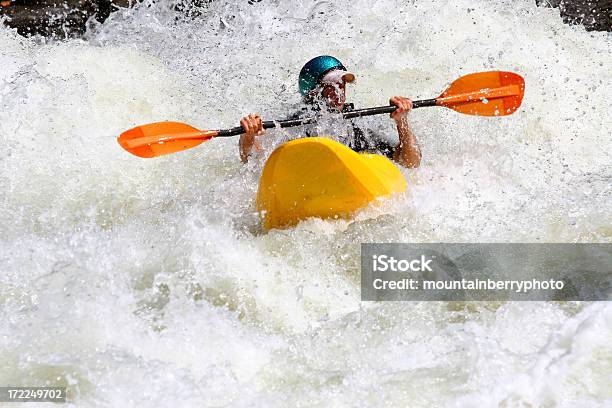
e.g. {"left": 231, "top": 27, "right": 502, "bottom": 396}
{"left": 256, "top": 137, "right": 407, "bottom": 230}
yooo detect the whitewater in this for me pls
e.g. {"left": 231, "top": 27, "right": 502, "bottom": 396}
{"left": 1, "top": 0, "right": 610, "bottom": 406}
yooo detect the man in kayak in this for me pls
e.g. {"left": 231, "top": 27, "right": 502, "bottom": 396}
{"left": 239, "top": 55, "right": 421, "bottom": 168}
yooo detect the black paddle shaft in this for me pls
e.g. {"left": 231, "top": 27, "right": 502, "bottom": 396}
{"left": 216, "top": 99, "right": 437, "bottom": 137}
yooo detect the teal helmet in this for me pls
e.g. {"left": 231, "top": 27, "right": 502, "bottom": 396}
{"left": 298, "top": 55, "right": 348, "bottom": 96}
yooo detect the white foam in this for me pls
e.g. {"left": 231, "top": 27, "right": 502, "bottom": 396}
{"left": 1, "top": 0, "right": 610, "bottom": 405}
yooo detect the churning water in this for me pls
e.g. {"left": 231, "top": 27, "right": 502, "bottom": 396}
{"left": 1, "top": 0, "right": 610, "bottom": 406}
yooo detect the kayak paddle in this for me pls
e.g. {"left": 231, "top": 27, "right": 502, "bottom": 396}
{"left": 118, "top": 71, "right": 524, "bottom": 158}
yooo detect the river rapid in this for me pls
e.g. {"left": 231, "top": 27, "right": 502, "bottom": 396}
{"left": 1, "top": 0, "right": 611, "bottom": 406}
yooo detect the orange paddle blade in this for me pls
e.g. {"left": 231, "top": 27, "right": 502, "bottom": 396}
{"left": 437, "top": 71, "right": 525, "bottom": 116}
{"left": 118, "top": 122, "right": 217, "bottom": 158}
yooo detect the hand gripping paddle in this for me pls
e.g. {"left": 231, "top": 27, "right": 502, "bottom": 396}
{"left": 118, "top": 71, "right": 525, "bottom": 158}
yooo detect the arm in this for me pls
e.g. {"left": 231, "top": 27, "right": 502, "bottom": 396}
{"left": 389, "top": 96, "right": 421, "bottom": 168}
{"left": 239, "top": 113, "right": 265, "bottom": 163}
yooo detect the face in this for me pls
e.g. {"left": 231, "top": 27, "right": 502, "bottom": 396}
{"left": 319, "top": 81, "right": 346, "bottom": 110}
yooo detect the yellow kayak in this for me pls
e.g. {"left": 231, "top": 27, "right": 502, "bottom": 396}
{"left": 256, "top": 137, "right": 407, "bottom": 230}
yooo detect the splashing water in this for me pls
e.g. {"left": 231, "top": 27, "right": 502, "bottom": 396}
{"left": 1, "top": 0, "right": 610, "bottom": 406}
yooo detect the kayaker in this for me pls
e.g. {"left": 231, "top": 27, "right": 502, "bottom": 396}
{"left": 239, "top": 55, "right": 421, "bottom": 168}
